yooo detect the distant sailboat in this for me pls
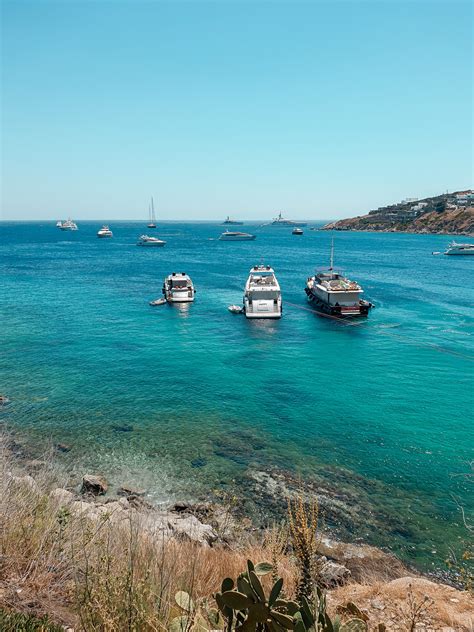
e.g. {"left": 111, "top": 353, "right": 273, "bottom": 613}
{"left": 147, "top": 197, "right": 157, "bottom": 228}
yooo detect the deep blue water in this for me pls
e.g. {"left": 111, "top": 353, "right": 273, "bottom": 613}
{"left": 0, "top": 221, "right": 473, "bottom": 571}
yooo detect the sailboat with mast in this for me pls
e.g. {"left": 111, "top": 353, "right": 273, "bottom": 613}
{"left": 304, "top": 238, "right": 373, "bottom": 317}
{"left": 147, "top": 197, "right": 157, "bottom": 228}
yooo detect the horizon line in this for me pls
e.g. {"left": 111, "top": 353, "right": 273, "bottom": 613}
{"left": 0, "top": 218, "right": 335, "bottom": 223}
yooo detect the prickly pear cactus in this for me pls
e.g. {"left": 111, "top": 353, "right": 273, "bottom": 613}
{"left": 339, "top": 619, "right": 367, "bottom": 632}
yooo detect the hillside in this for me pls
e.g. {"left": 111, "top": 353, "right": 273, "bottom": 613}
{"left": 323, "top": 191, "right": 474, "bottom": 235}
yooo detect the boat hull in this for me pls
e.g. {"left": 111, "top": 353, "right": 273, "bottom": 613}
{"left": 165, "top": 292, "right": 195, "bottom": 303}
{"left": 272, "top": 222, "right": 307, "bottom": 227}
{"left": 445, "top": 251, "right": 474, "bottom": 255}
{"left": 219, "top": 235, "right": 256, "bottom": 241}
{"left": 305, "top": 287, "right": 372, "bottom": 317}
{"left": 244, "top": 299, "right": 282, "bottom": 319}
{"left": 245, "top": 311, "right": 281, "bottom": 319}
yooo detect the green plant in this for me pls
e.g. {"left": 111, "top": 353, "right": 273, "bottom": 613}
{"left": 295, "top": 590, "right": 368, "bottom": 632}
{"left": 216, "top": 560, "right": 296, "bottom": 632}
{"left": 214, "top": 561, "right": 369, "bottom": 632}
{"left": 0, "top": 608, "right": 64, "bottom": 632}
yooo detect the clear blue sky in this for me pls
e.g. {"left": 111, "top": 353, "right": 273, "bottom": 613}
{"left": 1, "top": 0, "right": 472, "bottom": 221}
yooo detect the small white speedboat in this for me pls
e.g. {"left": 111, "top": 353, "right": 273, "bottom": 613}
{"left": 97, "top": 225, "right": 113, "bottom": 238}
{"left": 150, "top": 298, "right": 167, "bottom": 306}
{"left": 292, "top": 227, "right": 303, "bottom": 235}
{"left": 137, "top": 234, "right": 166, "bottom": 247}
{"left": 228, "top": 304, "right": 243, "bottom": 314}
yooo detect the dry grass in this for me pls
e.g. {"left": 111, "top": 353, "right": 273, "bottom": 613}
{"left": 0, "top": 443, "right": 298, "bottom": 629}
{"left": 1, "top": 441, "right": 472, "bottom": 631}
{"left": 330, "top": 578, "right": 474, "bottom": 631}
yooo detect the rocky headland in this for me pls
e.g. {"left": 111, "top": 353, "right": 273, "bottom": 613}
{"left": 322, "top": 191, "right": 474, "bottom": 235}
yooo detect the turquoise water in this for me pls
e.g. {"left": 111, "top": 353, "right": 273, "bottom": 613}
{"left": 1, "top": 221, "right": 473, "bottom": 572}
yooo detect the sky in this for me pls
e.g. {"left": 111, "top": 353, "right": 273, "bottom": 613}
{"left": 1, "top": 0, "right": 472, "bottom": 221}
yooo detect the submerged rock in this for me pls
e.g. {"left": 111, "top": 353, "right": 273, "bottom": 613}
{"left": 191, "top": 457, "right": 207, "bottom": 468}
{"left": 81, "top": 474, "right": 108, "bottom": 496}
{"left": 56, "top": 443, "right": 71, "bottom": 453}
{"left": 111, "top": 423, "right": 134, "bottom": 433}
{"left": 117, "top": 485, "right": 146, "bottom": 498}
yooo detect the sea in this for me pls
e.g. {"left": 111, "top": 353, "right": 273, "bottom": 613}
{"left": 0, "top": 221, "right": 473, "bottom": 574}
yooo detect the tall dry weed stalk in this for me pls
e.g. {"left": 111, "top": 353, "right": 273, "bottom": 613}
{"left": 263, "top": 523, "right": 289, "bottom": 585}
{"left": 287, "top": 495, "right": 321, "bottom": 601}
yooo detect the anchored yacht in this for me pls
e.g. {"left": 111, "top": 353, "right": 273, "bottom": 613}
{"left": 219, "top": 230, "right": 256, "bottom": 241}
{"left": 444, "top": 241, "right": 474, "bottom": 255}
{"left": 305, "top": 240, "right": 373, "bottom": 317}
{"left": 137, "top": 234, "right": 166, "bottom": 247}
{"left": 222, "top": 216, "right": 243, "bottom": 225}
{"left": 243, "top": 265, "right": 282, "bottom": 319}
{"left": 57, "top": 219, "right": 78, "bottom": 231}
{"left": 97, "top": 225, "right": 113, "bottom": 238}
{"left": 271, "top": 212, "right": 307, "bottom": 227}
{"left": 162, "top": 272, "right": 195, "bottom": 302}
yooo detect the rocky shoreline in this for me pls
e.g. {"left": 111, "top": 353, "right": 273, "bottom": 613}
{"left": 2, "top": 433, "right": 473, "bottom": 631}
{"left": 322, "top": 204, "right": 474, "bottom": 235}
{"left": 0, "top": 432, "right": 453, "bottom": 588}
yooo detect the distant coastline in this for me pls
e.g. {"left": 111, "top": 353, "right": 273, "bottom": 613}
{"left": 322, "top": 190, "right": 474, "bottom": 236}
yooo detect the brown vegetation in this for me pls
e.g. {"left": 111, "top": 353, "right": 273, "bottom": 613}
{"left": 1, "top": 444, "right": 472, "bottom": 631}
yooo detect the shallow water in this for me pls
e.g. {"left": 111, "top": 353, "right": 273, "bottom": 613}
{"left": 1, "top": 221, "right": 473, "bottom": 572}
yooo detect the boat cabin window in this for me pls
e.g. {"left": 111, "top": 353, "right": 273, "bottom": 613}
{"left": 249, "top": 290, "right": 279, "bottom": 300}
{"left": 172, "top": 279, "right": 188, "bottom": 288}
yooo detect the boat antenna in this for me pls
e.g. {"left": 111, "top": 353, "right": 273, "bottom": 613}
{"left": 329, "top": 237, "right": 334, "bottom": 270}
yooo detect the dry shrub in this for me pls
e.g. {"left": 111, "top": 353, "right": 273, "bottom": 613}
{"left": 288, "top": 495, "right": 320, "bottom": 600}
{"left": 0, "top": 442, "right": 298, "bottom": 630}
{"left": 0, "top": 445, "right": 76, "bottom": 623}
{"left": 2, "top": 441, "right": 472, "bottom": 631}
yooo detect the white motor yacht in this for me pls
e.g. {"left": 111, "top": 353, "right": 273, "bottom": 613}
{"left": 292, "top": 227, "right": 304, "bottom": 235}
{"left": 271, "top": 212, "right": 307, "bottom": 227}
{"left": 219, "top": 230, "right": 256, "bottom": 241}
{"left": 305, "top": 239, "right": 373, "bottom": 317}
{"left": 137, "top": 234, "right": 166, "bottom": 247}
{"left": 97, "top": 225, "right": 113, "bottom": 238}
{"left": 444, "top": 241, "right": 474, "bottom": 255}
{"left": 222, "top": 216, "right": 244, "bottom": 225}
{"left": 162, "top": 272, "right": 195, "bottom": 302}
{"left": 57, "top": 219, "right": 78, "bottom": 231}
{"left": 243, "top": 265, "right": 282, "bottom": 319}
